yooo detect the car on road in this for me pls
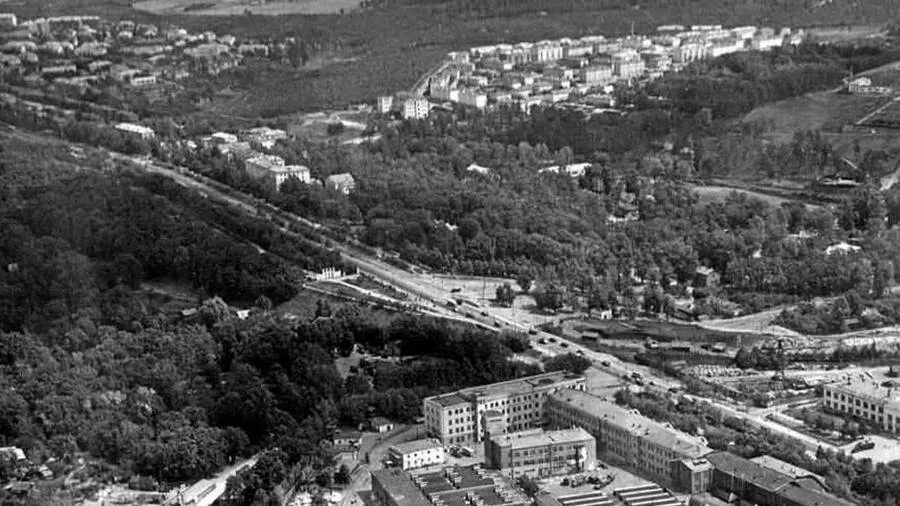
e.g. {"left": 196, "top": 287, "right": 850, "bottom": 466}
{"left": 450, "top": 287, "right": 462, "bottom": 293}
{"left": 853, "top": 440, "right": 875, "bottom": 453}
{"left": 528, "top": 328, "right": 538, "bottom": 335}
{"left": 560, "top": 342, "right": 569, "bottom": 348}
{"left": 538, "top": 338, "right": 547, "bottom": 344}
{"left": 548, "top": 337, "right": 556, "bottom": 343}
{"left": 576, "top": 349, "right": 585, "bottom": 356}
{"left": 601, "top": 360, "right": 611, "bottom": 367}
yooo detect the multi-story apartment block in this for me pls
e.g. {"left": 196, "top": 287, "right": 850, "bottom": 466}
{"left": 673, "top": 41, "right": 709, "bottom": 64}
{"left": 611, "top": 50, "right": 645, "bottom": 79}
{"left": 423, "top": 371, "right": 586, "bottom": 446}
{"left": 402, "top": 97, "right": 430, "bottom": 119}
{"left": 430, "top": 85, "right": 459, "bottom": 102}
{"left": 580, "top": 65, "right": 614, "bottom": 85}
{"left": 751, "top": 34, "right": 784, "bottom": 51}
{"left": 531, "top": 42, "right": 563, "bottom": 63}
{"left": 377, "top": 95, "right": 394, "bottom": 114}
{"left": 244, "top": 153, "right": 284, "bottom": 176}
{"left": 458, "top": 89, "right": 487, "bottom": 109}
{"left": 241, "top": 126, "right": 287, "bottom": 149}
{"left": 709, "top": 36, "right": 746, "bottom": 57}
{"left": 823, "top": 379, "right": 900, "bottom": 433}
{"left": 387, "top": 439, "right": 445, "bottom": 470}
{"left": 269, "top": 165, "right": 310, "bottom": 191}
{"left": 485, "top": 428, "right": 596, "bottom": 478}
{"left": 0, "top": 13, "right": 17, "bottom": 28}
{"left": 114, "top": 122, "right": 155, "bottom": 140}
{"left": 546, "top": 389, "right": 711, "bottom": 488}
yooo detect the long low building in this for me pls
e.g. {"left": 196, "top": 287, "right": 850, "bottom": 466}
{"left": 485, "top": 427, "right": 596, "bottom": 478}
{"left": 423, "top": 371, "right": 586, "bottom": 446}
{"left": 546, "top": 389, "right": 711, "bottom": 489}
{"left": 706, "top": 451, "right": 854, "bottom": 506}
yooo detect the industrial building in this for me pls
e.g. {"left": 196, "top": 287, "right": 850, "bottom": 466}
{"left": 388, "top": 439, "right": 445, "bottom": 470}
{"left": 484, "top": 427, "right": 596, "bottom": 478}
{"left": 423, "top": 371, "right": 587, "bottom": 445}
{"left": 546, "top": 389, "right": 711, "bottom": 489}
{"left": 823, "top": 379, "right": 900, "bottom": 433}
{"left": 705, "top": 451, "right": 854, "bottom": 506}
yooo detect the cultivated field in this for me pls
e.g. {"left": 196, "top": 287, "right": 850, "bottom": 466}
{"left": 134, "top": 0, "right": 360, "bottom": 16}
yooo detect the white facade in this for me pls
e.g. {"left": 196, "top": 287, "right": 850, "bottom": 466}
{"left": 377, "top": 95, "right": 393, "bottom": 114}
{"left": 824, "top": 381, "right": 900, "bottom": 433}
{"left": 388, "top": 439, "right": 445, "bottom": 470}
{"left": 458, "top": 89, "right": 487, "bottom": 109}
{"left": 402, "top": 98, "right": 429, "bottom": 119}
{"left": 423, "top": 371, "right": 587, "bottom": 445}
{"left": 271, "top": 165, "right": 311, "bottom": 191}
{"left": 114, "top": 122, "right": 155, "bottom": 140}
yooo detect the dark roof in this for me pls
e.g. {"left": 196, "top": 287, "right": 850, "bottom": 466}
{"left": 706, "top": 452, "right": 793, "bottom": 492}
{"left": 778, "top": 482, "right": 855, "bottom": 506}
{"left": 371, "top": 469, "right": 430, "bottom": 506}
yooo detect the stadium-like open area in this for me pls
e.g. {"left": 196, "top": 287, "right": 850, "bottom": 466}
{"left": 133, "top": 0, "right": 360, "bottom": 16}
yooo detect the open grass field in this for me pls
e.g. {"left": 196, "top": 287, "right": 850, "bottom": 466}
{"left": 743, "top": 90, "right": 884, "bottom": 142}
{"left": 134, "top": 0, "right": 360, "bottom": 16}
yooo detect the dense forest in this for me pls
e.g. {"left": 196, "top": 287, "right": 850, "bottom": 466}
{"left": 0, "top": 135, "right": 543, "bottom": 505}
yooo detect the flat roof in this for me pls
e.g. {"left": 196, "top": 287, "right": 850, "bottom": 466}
{"left": 826, "top": 380, "right": 900, "bottom": 405}
{"left": 550, "top": 390, "right": 711, "bottom": 458}
{"left": 427, "top": 371, "right": 584, "bottom": 407}
{"left": 390, "top": 438, "right": 442, "bottom": 455}
{"left": 371, "top": 469, "right": 430, "bottom": 506}
{"left": 490, "top": 427, "right": 594, "bottom": 450}
{"left": 750, "top": 455, "right": 825, "bottom": 484}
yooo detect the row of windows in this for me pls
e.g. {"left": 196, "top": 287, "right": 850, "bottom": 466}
{"left": 825, "top": 390, "right": 887, "bottom": 413}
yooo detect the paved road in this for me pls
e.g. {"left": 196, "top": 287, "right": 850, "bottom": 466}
{"left": 0, "top": 124, "right": 848, "bottom": 460}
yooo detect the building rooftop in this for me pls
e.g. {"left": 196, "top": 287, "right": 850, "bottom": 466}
{"left": 750, "top": 455, "right": 825, "bottom": 485}
{"left": 827, "top": 379, "right": 900, "bottom": 404}
{"left": 550, "top": 389, "right": 711, "bottom": 458}
{"left": 371, "top": 469, "right": 430, "bottom": 506}
{"left": 390, "top": 438, "right": 442, "bottom": 455}
{"left": 777, "top": 482, "right": 855, "bottom": 506}
{"left": 428, "top": 371, "right": 584, "bottom": 408}
{"left": 269, "top": 164, "right": 309, "bottom": 174}
{"left": 706, "top": 452, "right": 794, "bottom": 492}
{"left": 490, "top": 427, "right": 594, "bottom": 450}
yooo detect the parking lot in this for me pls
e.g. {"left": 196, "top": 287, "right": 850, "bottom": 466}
{"left": 838, "top": 434, "right": 900, "bottom": 464}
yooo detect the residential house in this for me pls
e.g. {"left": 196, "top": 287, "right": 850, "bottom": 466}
{"left": 325, "top": 173, "right": 356, "bottom": 195}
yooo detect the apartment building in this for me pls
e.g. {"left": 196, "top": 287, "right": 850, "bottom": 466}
{"left": 546, "top": 389, "right": 711, "bottom": 488}
{"left": 423, "top": 371, "right": 587, "bottom": 446}
{"left": 485, "top": 428, "right": 596, "bottom": 478}
{"left": 458, "top": 89, "right": 487, "bottom": 109}
{"left": 325, "top": 173, "right": 356, "bottom": 195}
{"left": 114, "top": 122, "right": 155, "bottom": 140}
{"left": 245, "top": 154, "right": 311, "bottom": 191}
{"left": 611, "top": 50, "right": 645, "bottom": 79}
{"left": 823, "top": 379, "right": 900, "bottom": 433}
{"left": 0, "top": 13, "right": 17, "bottom": 28}
{"left": 531, "top": 42, "right": 563, "bottom": 63}
{"left": 581, "top": 65, "right": 613, "bottom": 85}
{"left": 402, "top": 97, "right": 430, "bottom": 119}
{"left": 388, "top": 439, "right": 445, "bottom": 470}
